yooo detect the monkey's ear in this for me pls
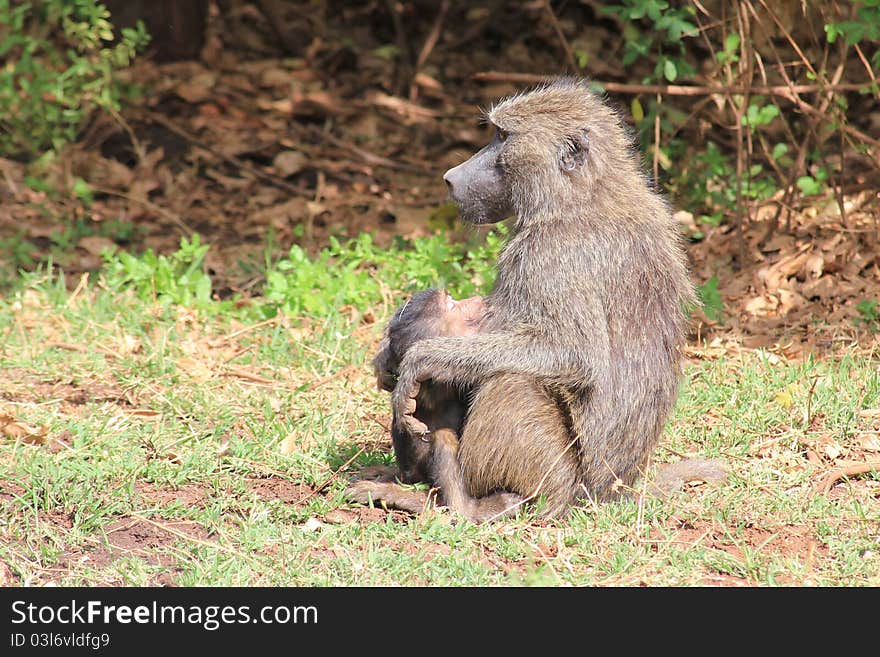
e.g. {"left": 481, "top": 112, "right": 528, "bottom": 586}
{"left": 559, "top": 129, "right": 590, "bottom": 172}
{"left": 373, "top": 336, "right": 397, "bottom": 392}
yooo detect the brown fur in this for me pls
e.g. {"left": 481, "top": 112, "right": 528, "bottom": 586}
{"left": 390, "top": 78, "right": 708, "bottom": 508}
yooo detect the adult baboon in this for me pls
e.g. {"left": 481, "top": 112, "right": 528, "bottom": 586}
{"left": 389, "top": 78, "right": 710, "bottom": 506}
{"left": 351, "top": 282, "right": 722, "bottom": 520}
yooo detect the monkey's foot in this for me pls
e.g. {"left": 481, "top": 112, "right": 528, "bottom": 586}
{"left": 461, "top": 492, "right": 525, "bottom": 523}
{"left": 649, "top": 457, "right": 728, "bottom": 497}
{"left": 345, "top": 480, "right": 432, "bottom": 515}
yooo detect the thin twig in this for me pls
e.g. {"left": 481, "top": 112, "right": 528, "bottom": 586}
{"left": 225, "top": 367, "right": 276, "bottom": 385}
{"left": 46, "top": 341, "right": 117, "bottom": 358}
{"left": 653, "top": 93, "right": 661, "bottom": 184}
{"left": 816, "top": 462, "right": 880, "bottom": 495}
{"left": 472, "top": 71, "right": 874, "bottom": 96}
{"left": 297, "top": 446, "right": 366, "bottom": 505}
{"left": 302, "top": 365, "right": 358, "bottom": 392}
{"left": 106, "top": 105, "right": 146, "bottom": 164}
{"left": 65, "top": 272, "right": 90, "bottom": 308}
{"left": 852, "top": 42, "right": 880, "bottom": 101}
{"left": 129, "top": 513, "right": 260, "bottom": 564}
{"left": 732, "top": 1, "right": 750, "bottom": 263}
{"left": 219, "top": 314, "right": 281, "bottom": 342}
{"left": 410, "top": 0, "right": 450, "bottom": 101}
{"left": 755, "top": 0, "right": 818, "bottom": 78}
{"left": 542, "top": 0, "right": 578, "bottom": 73}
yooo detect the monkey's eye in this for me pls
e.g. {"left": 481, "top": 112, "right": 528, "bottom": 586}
{"left": 496, "top": 128, "right": 509, "bottom": 143}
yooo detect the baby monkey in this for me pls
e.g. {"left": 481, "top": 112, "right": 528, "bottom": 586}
{"left": 352, "top": 288, "right": 527, "bottom": 521}
{"left": 377, "top": 288, "right": 485, "bottom": 483}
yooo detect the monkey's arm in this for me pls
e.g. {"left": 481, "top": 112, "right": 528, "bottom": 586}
{"left": 392, "top": 332, "right": 596, "bottom": 435}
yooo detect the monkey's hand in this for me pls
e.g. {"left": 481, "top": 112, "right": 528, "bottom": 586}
{"left": 391, "top": 374, "right": 428, "bottom": 436}
{"left": 372, "top": 336, "right": 398, "bottom": 392}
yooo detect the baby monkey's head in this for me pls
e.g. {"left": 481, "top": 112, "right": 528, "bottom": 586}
{"left": 373, "top": 288, "right": 485, "bottom": 391}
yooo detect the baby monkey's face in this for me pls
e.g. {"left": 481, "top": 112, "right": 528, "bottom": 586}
{"left": 437, "top": 291, "right": 485, "bottom": 337}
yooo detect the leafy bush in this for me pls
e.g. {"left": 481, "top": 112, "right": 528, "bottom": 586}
{"left": 603, "top": 0, "right": 699, "bottom": 83}
{"left": 601, "top": 0, "right": 878, "bottom": 227}
{"left": 263, "top": 230, "right": 504, "bottom": 318}
{"left": 0, "top": 0, "right": 149, "bottom": 157}
{"left": 99, "top": 229, "right": 506, "bottom": 320}
{"left": 103, "top": 235, "right": 213, "bottom": 309}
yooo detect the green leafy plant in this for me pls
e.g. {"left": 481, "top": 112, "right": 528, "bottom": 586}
{"left": 677, "top": 141, "right": 780, "bottom": 218}
{"left": 855, "top": 299, "right": 880, "bottom": 328}
{"left": 826, "top": 0, "right": 880, "bottom": 71}
{"left": 98, "top": 228, "right": 505, "bottom": 320}
{"left": 263, "top": 228, "right": 503, "bottom": 318}
{"left": 603, "top": 1, "right": 699, "bottom": 83}
{"left": 796, "top": 168, "right": 830, "bottom": 197}
{"left": 742, "top": 101, "right": 780, "bottom": 131}
{"left": 102, "top": 235, "right": 213, "bottom": 308}
{"left": 698, "top": 275, "right": 723, "bottom": 322}
{"left": 0, "top": 0, "right": 149, "bottom": 157}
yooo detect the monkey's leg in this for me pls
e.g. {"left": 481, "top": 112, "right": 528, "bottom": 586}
{"left": 647, "top": 458, "right": 727, "bottom": 497}
{"left": 457, "top": 375, "right": 581, "bottom": 518}
{"left": 345, "top": 480, "right": 433, "bottom": 514}
{"left": 431, "top": 429, "right": 523, "bottom": 522}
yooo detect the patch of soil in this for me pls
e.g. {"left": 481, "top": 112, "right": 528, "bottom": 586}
{"left": 134, "top": 481, "right": 212, "bottom": 508}
{"left": 0, "top": 370, "right": 127, "bottom": 405}
{"left": 0, "top": 478, "right": 26, "bottom": 502}
{"left": 248, "top": 477, "right": 313, "bottom": 504}
{"left": 104, "top": 516, "right": 211, "bottom": 555}
{"left": 55, "top": 548, "right": 116, "bottom": 572}
{"left": 50, "top": 516, "right": 211, "bottom": 584}
{"left": 334, "top": 506, "right": 408, "bottom": 523}
{"left": 655, "top": 519, "right": 829, "bottom": 566}
{"left": 40, "top": 510, "right": 75, "bottom": 531}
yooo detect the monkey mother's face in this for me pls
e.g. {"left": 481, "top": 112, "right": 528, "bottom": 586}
{"left": 443, "top": 129, "right": 514, "bottom": 225}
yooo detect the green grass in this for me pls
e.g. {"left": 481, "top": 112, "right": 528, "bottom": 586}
{"left": 1, "top": 242, "right": 878, "bottom": 586}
